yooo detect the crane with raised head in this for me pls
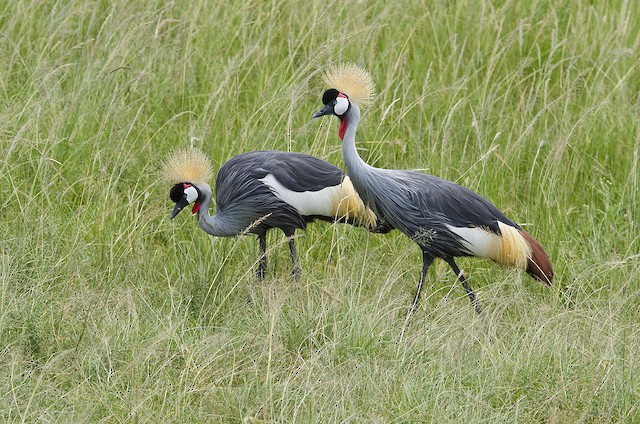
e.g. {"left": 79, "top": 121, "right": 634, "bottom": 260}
{"left": 312, "top": 63, "right": 553, "bottom": 314}
{"left": 163, "top": 147, "right": 389, "bottom": 280}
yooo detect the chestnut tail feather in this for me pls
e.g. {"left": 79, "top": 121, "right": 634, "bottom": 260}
{"left": 519, "top": 229, "right": 553, "bottom": 285}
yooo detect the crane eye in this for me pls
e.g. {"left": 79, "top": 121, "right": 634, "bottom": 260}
{"left": 184, "top": 185, "right": 199, "bottom": 203}
{"left": 334, "top": 96, "right": 349, "bottom": 115}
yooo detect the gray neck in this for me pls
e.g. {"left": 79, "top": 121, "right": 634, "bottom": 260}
{"left": 342, "top": 103, "right": 374, "bottom": 178}
{"left": 194, "top": 183, "right": 237, "bottom": 237}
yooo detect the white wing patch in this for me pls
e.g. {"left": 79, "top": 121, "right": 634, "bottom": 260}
{"left": 259, "top": 173, "right": 342, "bottom": 217}
{"left": 446, "top": 224, "right": 501, "bottom": 258}
{"left": 446, "top": 222, "right": 531, "bottom": 269}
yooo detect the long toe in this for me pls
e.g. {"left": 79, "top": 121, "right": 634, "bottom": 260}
{"left": 291, "top": 266, "right": 302, "bottom": 281}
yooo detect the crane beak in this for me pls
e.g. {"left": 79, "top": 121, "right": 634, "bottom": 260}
{"left": 312, "top": 103, "right": 333, "bottom": 119}
{"left": 170, "top": 197, "right": 190, "bottom": 219}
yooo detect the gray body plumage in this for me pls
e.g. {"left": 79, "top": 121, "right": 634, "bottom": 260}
{"left": 203, "top": 150, "right": 349, "bottom": 236}
{"left": 342, "top": 105, "right": 514, "bottom": 257}
{"left": 315, "top": 94, "right": 552, "bottom": 314}
{"left": 348, "top": 157, "right": 520, "bottom": 258}
{"left": 170, "top": 149, "right": 382, "bottom": 279}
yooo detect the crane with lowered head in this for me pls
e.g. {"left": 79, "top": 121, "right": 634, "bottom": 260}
{"left": 163, "top": 147, "right": 390, "bottom": 280}
{"left": 312, "top": 63, "right": 553, "bottom": 314}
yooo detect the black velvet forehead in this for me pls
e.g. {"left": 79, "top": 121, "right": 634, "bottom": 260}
{"left": 322, "top": 88, "right": 340, "bottom": 105}
{"left": 169, "top": 183, "right": 184, "bottom": 203}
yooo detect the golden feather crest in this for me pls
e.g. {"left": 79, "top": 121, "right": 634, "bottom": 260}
{"left": 322, "top": 63, "right": 376, "bottom": 107}
{"left": 162, "top": 147, "right": 213, "bottom": 184}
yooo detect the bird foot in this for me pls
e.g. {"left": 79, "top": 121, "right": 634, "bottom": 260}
{"left": 291, "top": 266, "right": 302, "bottom": 281}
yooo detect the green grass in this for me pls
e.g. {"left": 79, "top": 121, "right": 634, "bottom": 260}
{"left": 2, "top": 0, "right": 639, "bottom": 421}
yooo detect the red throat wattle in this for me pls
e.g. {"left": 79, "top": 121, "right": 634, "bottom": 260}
{"left": 191, "top": 201, "right": 201, "bottom": 214}
{"left": 338, "top": 118, "right": 348, "bottom": 140}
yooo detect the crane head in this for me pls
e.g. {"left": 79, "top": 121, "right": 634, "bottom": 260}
{"left": 169, "top": 182, "right": 201, "bottom": 219}
{"left": 313, "top": 64, "right": 375, "bottom": 139}
{"left": 312, "top": 89, "right": 350, "bottom": 119}
{"left": 313, "top": 89, "right": 351, "bottom": 139}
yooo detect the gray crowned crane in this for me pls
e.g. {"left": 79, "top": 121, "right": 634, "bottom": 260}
{"left": 163, "top": 147, "right": 388, "bottom": 280}
{"left": 312, "top": 63, "right": 553, "bottom": 314}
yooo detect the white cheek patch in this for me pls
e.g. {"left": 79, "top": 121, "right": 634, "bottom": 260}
{"left": 334, "top": 96, "right": 349, "bottom": 116}
{"left": 184, "top": 185, "right": 199, "bottom": 203}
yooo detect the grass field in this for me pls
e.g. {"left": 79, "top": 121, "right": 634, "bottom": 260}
{"left": 2, "top": 0, "right": 639, "bottom": 421}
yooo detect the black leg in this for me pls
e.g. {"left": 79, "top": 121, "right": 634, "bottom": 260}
{"left": 408, "top": 251, "right": 435, "bottom": 317}
{"left": 257, "top": 233, "right": 267, "bottom": 281}
{"left": 445, "top": 258, "right": 482, "bottom": 314}
{"left": 284, "top": 230, "right": 302, "bottom": 280}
